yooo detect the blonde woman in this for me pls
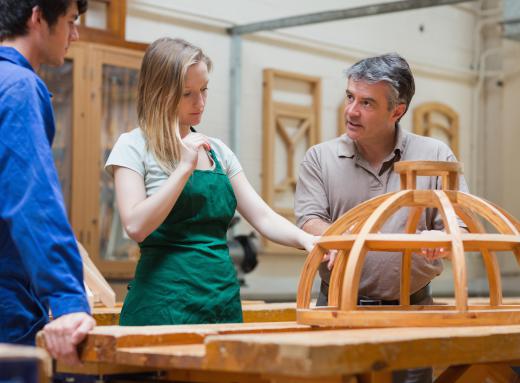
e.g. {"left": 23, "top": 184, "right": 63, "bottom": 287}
{"left": 105, "top": 37, "right": 316, "bottom": 326}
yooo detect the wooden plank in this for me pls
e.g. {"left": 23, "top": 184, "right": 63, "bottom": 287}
{"left": 116, "top": 344, "right": 206, "bottom": 369}
{"left": 78, "top": 242, "right": 116, "bottom": 308}
{"left": 242, "top": 303, "right": 297, "bottom": 323}
{"left": 70, "top": 322, "right": 311, "bottom": 363}
{"left": 204, "top": 325, "right": 520, "bottom": 378}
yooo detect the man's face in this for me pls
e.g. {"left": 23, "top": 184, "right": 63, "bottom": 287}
{"left": 39, "top": 2, "right": 79, "bottom": 66}
{"left": 343, "top": 79, "right": 405, "bottom": 143}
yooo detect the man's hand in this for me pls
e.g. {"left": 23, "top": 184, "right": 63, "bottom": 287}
{"left": 43, "top": 312, "right": 96, "bottom": 365}
{"left": 323, "top": 249, "right": 338, "bottom": 270}
{"left": 417, "top": 230, "right": 451, "bottom": 261}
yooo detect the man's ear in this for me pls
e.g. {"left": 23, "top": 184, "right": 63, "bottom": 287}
{"left": 392, "top": 103, "right": 407, "bottom": 121}
{"left": 28, "top": 5, "right": 44, "bottom": 32}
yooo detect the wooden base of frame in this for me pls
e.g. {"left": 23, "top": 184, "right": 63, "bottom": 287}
{"left": 297, "top": 306, "right": 520, "bottom": 327}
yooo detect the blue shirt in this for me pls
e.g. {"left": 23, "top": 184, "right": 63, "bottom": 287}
{"left": 0, "top": 47, "right": 90, "bottom": 345}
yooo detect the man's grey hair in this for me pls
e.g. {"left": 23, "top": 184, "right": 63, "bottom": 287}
{"left": 345, "top": 53, "right": 415, "bottom": 112}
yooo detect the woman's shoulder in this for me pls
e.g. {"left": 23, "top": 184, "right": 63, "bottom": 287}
{"left": 207, "top": 136, "right": 233, "bottom": 155}
{"left": 115, "top": 128, "right": 147, "bottom": 150}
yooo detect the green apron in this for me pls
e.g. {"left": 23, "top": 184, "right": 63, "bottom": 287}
{"left": 119, "top": 149, "right": 243, "bottom": 325}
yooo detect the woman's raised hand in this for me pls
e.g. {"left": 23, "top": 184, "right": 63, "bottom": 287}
{"left": 179, "top": 132, "right": 211, "bottom": 169}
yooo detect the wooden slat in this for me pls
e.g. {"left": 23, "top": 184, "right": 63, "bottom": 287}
{"left": 297, "top": 308, "right": 520, "bottom": 327}
{"left": 394, "top": 161, "right": 462, "bottom": 175}
{"left": 317, "top": 234, "right": 520, "bottom": 252}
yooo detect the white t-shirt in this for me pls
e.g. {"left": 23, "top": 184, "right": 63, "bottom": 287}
{"left": 105, "top": 128, "right": 242, "bottom": 196}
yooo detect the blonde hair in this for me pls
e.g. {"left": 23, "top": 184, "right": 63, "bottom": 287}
{"left": 137, "top": 37, "right": 212, "bottom": 173}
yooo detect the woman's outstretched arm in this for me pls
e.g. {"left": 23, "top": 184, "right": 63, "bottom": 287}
{"left": 231, "top": 172, "right": 317, "bottom": 252}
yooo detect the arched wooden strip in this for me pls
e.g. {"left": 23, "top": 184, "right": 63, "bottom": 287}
{"left": 454, "top": 206, "right": 502, "bottom": 306}
{"left": 324, "top": 194, "right": 393, "bottom": 307}
{"left": 296, "top": 246, "right": 327, "bottom": 308}
{"left": 327, "top": 249, "right": 348, "bottom": 307}
{"left": 457, "top": 192, "right": 518, "bottom": 235}
{"left": 489, "top": 201, "right": 520, "bottom": 230}
{"left": 401, "top": 206, "right": 424, "bottom": 306}
{"left": 340, "top": 190, "right": 413, "bottom": 310}
{"left": 296, "top": 194, "right": 392, "bottom": 309}
{"left": 329, "top": 219, "right": 371, "bottom": 307}
{"left": 327, "top": 193, "right": 393, "bottom": 235}
{"left": 488, "top": 201, "right": 520, "bottom": 265}
{"left": 433, "top": 190, "right": 468, "bottom": 311}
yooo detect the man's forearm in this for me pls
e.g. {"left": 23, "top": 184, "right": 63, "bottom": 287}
{"left": 302, "top": 218, "right": 331, "bottom": 236}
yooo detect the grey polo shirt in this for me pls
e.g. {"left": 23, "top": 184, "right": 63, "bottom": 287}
{"left": 295, "top": 127, "right": 469, "bottom": 300}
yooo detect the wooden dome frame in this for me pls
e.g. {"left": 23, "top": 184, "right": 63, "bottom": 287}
{"left": 297, "top": 161, "right": 520, "bottom": 327}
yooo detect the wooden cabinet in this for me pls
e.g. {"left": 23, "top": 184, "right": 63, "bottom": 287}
{"left": 40, "top": 41, "right": 144, "bottom": 279}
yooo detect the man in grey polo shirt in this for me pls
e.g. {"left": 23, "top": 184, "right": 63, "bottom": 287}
{"left": 295, "top": 53, "right": 468, "bottom": 383}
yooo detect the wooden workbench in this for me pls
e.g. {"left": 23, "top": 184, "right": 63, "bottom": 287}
{"left": 92, "top": 299, "right": 520, "bottom": 326}
{"left": 50, "top": 320, "right": 520, "bottom": 383}
{"left": 92, "top": 301, "right": 297, "bottom": 325}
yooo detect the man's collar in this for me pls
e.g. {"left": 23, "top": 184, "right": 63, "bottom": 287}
{"left": 337, "top": 124, "right": 408, "bottom": 158}
{"left": 0, "top": 46, "right": 35, "bottom": 72}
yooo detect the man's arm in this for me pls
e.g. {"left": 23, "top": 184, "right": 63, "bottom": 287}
{"left": 295, "top": 149, "right": 335, "bottom": 267}
{"left": 302, "top": 218, "right": 331, "bottom": 236}
{"left": 0, "top": 81, "right": 93, "bottom": 362}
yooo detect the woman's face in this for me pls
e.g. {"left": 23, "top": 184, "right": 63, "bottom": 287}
{"left": 178, "top": 61, "right": 209, "bottom": 128}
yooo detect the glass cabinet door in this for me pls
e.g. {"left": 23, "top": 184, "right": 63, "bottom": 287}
{"left": 39, "top": 59, "right": 74, "bottom": 214}
{"left": 82, "top": 45, "right": 144, "bottom": 278}
{"left": 98, "top": 63, "right": 140, "bottom": 264}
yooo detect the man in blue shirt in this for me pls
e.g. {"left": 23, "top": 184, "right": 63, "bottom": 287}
{"left": 0, "top": 0, "right": 95, "bottom": 364}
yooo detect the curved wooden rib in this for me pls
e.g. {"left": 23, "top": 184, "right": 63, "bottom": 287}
{"left": 488, "top": 201, "right": 520, "bottom": 265}
{"left": 340, "top": 190, "right": 413, "bottom": 310}
{"left": 296, "top": 245, "right": 327, "bottom": 309}
{"left": 328, "top": 218, "right": 372, "bottom": 307}
{"left": 457, "top": 192, "right": 518, "bottom": 235}
{"left": 454, "top": 206, "right": 502, "bottom": 306}
{"left": 401, "top": 206, "right": 424, "bottom": 306}
{"left": 296, "top": 193, "right": 393, "bottom": 309}
{"left": 327, "top": 194, "right": 394, "bottom": 307}
{"left": 433, "top": 190, "right": 467, "bottom": 311}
